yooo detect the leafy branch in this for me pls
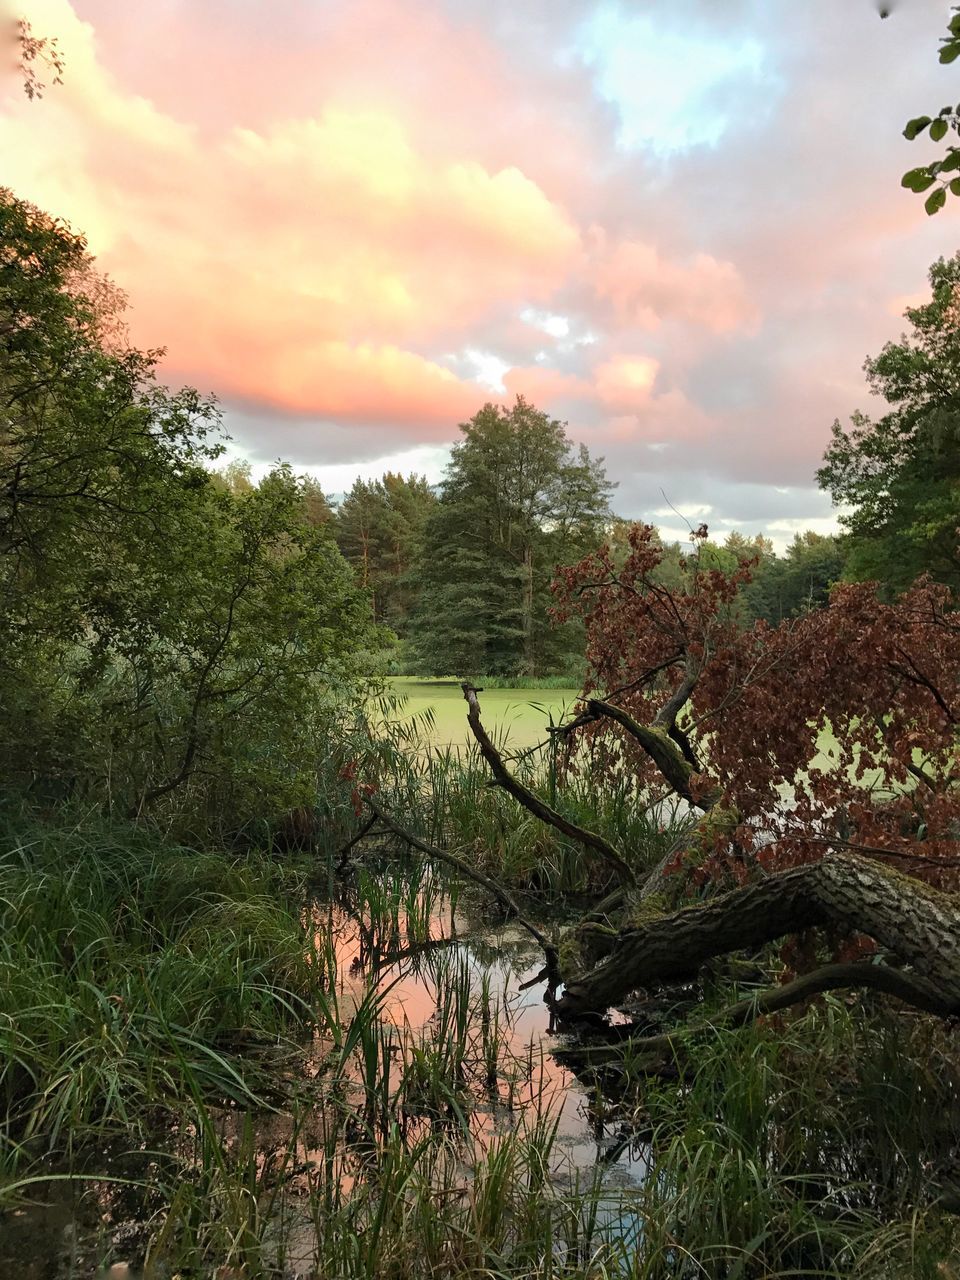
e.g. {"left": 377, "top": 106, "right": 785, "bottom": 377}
{"left": 901, "top": 8, "right": 960, "bottom": 214}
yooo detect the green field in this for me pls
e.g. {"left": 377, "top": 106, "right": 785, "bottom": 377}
{"left": 385, "top": 682, "right": 900, "bottom": 794}
{"left": 386, "top": 678, "right": 580, "bottom": 751}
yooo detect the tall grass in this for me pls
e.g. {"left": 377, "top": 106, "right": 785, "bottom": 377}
{"left": 28, "top": 988, "right": 959, "bottom": 1278}
{"left": 336, "top": 686, "right": 686, "bottom": 897}
{"left": 614, "top": 998, "right": 960, "bottom": 1277}
{"left": 0, "top": 803, "right": 328, "bottom": 1164}
{"left": 462, "top": 674, "right": 583, "bottom": 690}
{"left": 5, "top": 698, "right": 960, "bottom": 1279}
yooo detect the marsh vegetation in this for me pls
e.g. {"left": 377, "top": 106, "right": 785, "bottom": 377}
{"left": 2, "top": 141, "right": 960, "bottom": 1279}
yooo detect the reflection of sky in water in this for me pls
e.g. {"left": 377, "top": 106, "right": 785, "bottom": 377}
{"left": 21, "top": 886, "right": 649, "bottom": 1279}
{"left": 324, "top": 897, "right": 650, "bottom": 1186}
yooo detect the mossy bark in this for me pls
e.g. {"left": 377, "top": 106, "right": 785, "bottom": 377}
{"left": 556, "top": 851, "right": 960, "bottom": 1018}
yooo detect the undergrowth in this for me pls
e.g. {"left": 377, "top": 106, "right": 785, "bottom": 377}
{"left": 2, "top": 747, "right": 960, "bottom": 1277}
{"left": 0, "top": 802, "right": 324, "bottom": 1160}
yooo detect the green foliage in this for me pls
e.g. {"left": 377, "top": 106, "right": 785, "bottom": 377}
{"left": 900, "top": 9, "right": 960, "bottom": 213}
{"left": 739, "top": 530, "right": 847, "bottom": 623}
{"left": 818, "top": 253, "right": 960, "bottom": 593}
{"left": 410, "top": 397, "right": 612, "bottom": 678}
{"left": 0, "top": 803, "right": 324, "bottom": 1148}
{"left": 622, "top": 1001, "right": 960, "bottom": 1277}
{"left": 613, "top": 525, "right": 846, "bottom": 628}
{"left": 0, "top": 189, "right": 374, "bottom": 832}
{"left": 334, "top": 472, "right": 436, "bottom": 632}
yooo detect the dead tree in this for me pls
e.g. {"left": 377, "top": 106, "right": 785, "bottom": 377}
{"left": 454, "top": 525, "right": 960, "bottom": 1037}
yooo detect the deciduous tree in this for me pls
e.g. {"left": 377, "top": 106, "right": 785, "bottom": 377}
{"left": 818, "top": 254, "right": 960, "bottom": 593}
{"left": 428, "top": 523, "right": 960, "bottom": 1039}
{"left": 0, "top": 190, "right": 373, "bottom": 830}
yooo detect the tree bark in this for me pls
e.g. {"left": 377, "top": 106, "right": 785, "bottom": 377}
{"left": 555, "top": 851, "right": 960, "bottom": 1019}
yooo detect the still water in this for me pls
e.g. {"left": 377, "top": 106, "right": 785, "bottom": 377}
{"left": 2, "top": 870, "right": 645, "bottom": 1278}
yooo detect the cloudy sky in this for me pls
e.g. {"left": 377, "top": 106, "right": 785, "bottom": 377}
{"left": 3, "top": 0, "right": 959, "bottom": 544}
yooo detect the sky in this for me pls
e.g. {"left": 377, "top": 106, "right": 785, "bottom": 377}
{"left": 3, "top": 0, "right": 959, "bottom": 547}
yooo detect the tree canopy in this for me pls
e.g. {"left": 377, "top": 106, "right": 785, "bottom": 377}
{"left": 818, "top": 253, "right": 960, "bottom": 594}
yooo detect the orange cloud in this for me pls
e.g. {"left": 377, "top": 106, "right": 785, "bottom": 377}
{"left": 501, "top": 352, "right": 707, "bottom": 448}
{"left": 595, "top": 354, "right": 660, "bottom": 408}
{"left": 2, "top": 0, "right": 581, "bottom": 426}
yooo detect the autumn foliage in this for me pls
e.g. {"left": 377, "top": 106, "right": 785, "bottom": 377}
{"left": 553, "top": 523, "right": 959, "bottom": 888}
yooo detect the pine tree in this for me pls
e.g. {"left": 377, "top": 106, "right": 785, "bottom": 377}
{"left": 410, "top": 398, "right": 613, "bottom": 676}
{"left": 334, "top": 473, "right": 435, "bottom": 632}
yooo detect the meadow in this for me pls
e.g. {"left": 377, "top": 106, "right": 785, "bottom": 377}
{"left": 386, "top": 678, "right": 581, "bottom": 751}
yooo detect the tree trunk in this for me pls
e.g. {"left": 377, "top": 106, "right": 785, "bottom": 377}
{"left": 521, "top": 542, "right": 535, "bottom": 674}
{"left": 556, "top": 851, "right": 960, "bottom": 1019}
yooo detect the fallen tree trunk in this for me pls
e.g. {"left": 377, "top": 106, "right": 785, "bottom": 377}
{"left": 556, "top": 961, "right": 958, "bottom": 1070}
{"left": 454, "top": 685, "right": 960, "bottom": 1025}
{"left": 555, "top": 850, "right": 960, "bottom": 1019}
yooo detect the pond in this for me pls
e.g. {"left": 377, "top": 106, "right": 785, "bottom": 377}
{"left": 5, "top": 843, "right": 958, "bottom": 1278}
{"left": 1, "top": 863, "right": 646, "bottom": 1278}
{"left": 386, "top": 678, "right": 581, "bottom": 751}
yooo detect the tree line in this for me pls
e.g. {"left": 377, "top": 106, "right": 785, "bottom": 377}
{"left": 213, "top": 233, "right": 960, "bottom": 682}
{"left": 216, "top": 429, "right": 852, "bottom": 680}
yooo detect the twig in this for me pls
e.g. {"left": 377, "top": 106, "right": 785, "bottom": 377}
{"left": 364, "top": 796, "right": 559, "bottom": 977}
{"left": 335, "top": 812, "right": 378, "bottom": 869}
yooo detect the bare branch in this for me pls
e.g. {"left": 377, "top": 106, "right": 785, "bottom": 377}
{"left": 462, "top": 684, "right": 637, "bottom": 887}
{"left": 364, "top": 796, "right": 559, "bottom": 975}
{"left": 558, "top": 962, "right": 958, "bottom": 1067}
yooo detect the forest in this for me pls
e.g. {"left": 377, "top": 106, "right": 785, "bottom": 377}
{"left": 2, "top": 7, "right": 960, "bottom": 1280}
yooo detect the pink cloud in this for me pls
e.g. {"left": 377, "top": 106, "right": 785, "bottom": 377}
{"left": 4, "top": 0, "right": 955, "bottom": 512}
{"left": 2, "top": 0, "right": 583, "bottom": 426}
{"left": 591, "top": 235, "right": 758, "bottom": 334}
{"left": 594, "top": 354, "right": 660, "bottom": 408}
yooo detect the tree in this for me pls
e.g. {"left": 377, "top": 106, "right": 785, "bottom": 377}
{"left": 900, "top": 6, "right": 960, "bottom": 215}
{"left": 778, "top": 531, "right": 846, "bottom": 612}
{"left": 211, "top": 462, "right": 333, "bottom": 527}
{"left": 411, "top": 398, "right": 612, "bottom": 677}
{"left": 210, "top": 459, "right": 256, "bottom": 497}
{"left": 401, "top": 523, "right": 960, "bottom": 1044}
{"left": 818, "top": 254, "right": 960, "bottom": 594}
{"left": 0, "top": 189, "right": 373, "bottom": 830}
{"left": 737, "top": 531, "right": 846, "bottom": 625}
{"left": 334, "top": 473, "right": 435, "bottom": 633}
{"left": 301, "top": 474, "right": 333, "bottom": 529}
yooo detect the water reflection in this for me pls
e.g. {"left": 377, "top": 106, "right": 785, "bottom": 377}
{"left": 2, "top": 872, "right": 647, "bottom": 1279}
{"left": 312, "top": 882, "right": 650, "bottom": 1180}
